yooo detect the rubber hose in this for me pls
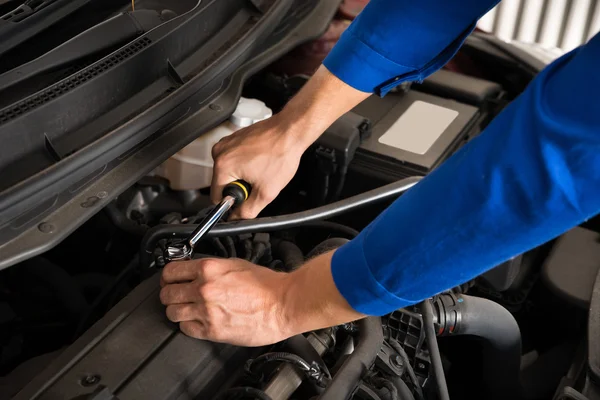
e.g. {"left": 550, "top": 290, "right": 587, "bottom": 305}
{"left": 318, "top": 317, "right": 384, "bottom": 399}
{"left": 388, "top": 340, "right": 424, "bottom": 400}
{"left": 250, "top": 243, "right": 267, "bottom": 264}
{"left": 247, "top": 352, "right": 313, "bottom": 375}
{"left": 371, "top": 377, "right": 399, "bottom": 400}
{"left": 457, "top": 294, "right": 522, "bottom": 400}
{"left": 389, "top": 377, "right": 416, "bottom": 400}
{"left": 420, "top": 300, "right": 450, "bottom": 400}
{"left": 307, "top": 238, "right": 349, "bottom": 259}
{"left": 271, "top": 239, "right": 304, "bottom": 271}
{"left": 140, "top": 177, "right": 421, "bottom": 267}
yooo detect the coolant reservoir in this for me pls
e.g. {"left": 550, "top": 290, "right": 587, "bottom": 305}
{"left": 157, "top": 97, "right": 272, "bottom": 190}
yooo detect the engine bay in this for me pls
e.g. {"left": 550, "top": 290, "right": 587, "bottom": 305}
{"left": 2, "top": 20, "right": 600, "bottom": 400}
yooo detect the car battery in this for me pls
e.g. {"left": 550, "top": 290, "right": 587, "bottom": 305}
{"left": 348, "top": 89, "right": 481, "bottom": 188}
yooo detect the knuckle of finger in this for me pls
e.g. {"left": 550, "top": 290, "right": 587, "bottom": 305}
{"left": 159, "top": 287, "right": 170, "bottom": 305}
{"left": 197, "top": 283, "right": 215, "bottom": 300}
{"left": 238, "top": 208, "right": 256, "bottom": 220}
{"left": 180, "top": 321, "right": 203, "bottom": 339}
{"left": 199, "top": 258, "right": 216, "bottom": 270}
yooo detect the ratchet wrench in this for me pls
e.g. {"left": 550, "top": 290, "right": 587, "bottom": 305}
{"left": 164, "top": 180, "right": 251, "bottom": 262}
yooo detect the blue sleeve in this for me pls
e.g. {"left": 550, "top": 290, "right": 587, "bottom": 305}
{"left": 331, "top": 33, "right": 600, "bottom": 316}
{"left": 323, "top": 0, "right": 499, "bottom": 95}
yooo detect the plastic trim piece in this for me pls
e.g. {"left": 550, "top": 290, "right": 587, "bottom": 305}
{"left": 0, "top": 0, "right": 291, "bottom": 243}
{"left": 0, "top": 0, "right": 342, "bottom": 270}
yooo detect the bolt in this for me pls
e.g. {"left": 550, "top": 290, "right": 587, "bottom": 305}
{"left": 418, "top": 362, "right": 426, "bottom": 370}
{"left": 80, "top": 374, "right": 101, "bottom": 387}
{"left": 391, "top": 355, "right": 404, "bottom": 368}
{"left": 38, "top": 222, "right": 55, "bottom": 233}
{"left": 97, "top": 191, "right": 108, "bottom": 199}
{"left": 209, "top": 104, "right": 222, "bottom": 112}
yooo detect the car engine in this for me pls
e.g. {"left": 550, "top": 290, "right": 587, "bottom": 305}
{"left": 1, "top": 5, "right": 599, "bottom": 399}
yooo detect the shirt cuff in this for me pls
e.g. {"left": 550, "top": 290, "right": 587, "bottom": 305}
{"left": 323, "top": 28, "right": 416, "bottom": 94}
{"left": 331, "top": 232, "right": 412, "bottom": 316}
{"left": 323, "top": 23, "right": 477, "bottom": 96}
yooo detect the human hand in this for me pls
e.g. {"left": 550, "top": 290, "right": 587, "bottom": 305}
{"left": 159, "top": 257, "right": 294, "bottom": 346}
{"left": 210, "top": 115, "right": 305, "bottom": 220}
{"left": 159, "top": 251, "right": 364, "bottom": 346}
{"left": 210, "top": 66, "right": 370, "bottom": 220}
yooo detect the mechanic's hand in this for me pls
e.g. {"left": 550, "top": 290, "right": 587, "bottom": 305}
{"left": 210, "top": 115, "right": 305, "bottom": 220}
{"left": 210, "top": 66, "right": 370, "bottom": 220}
{"left": 159, "top": 258, "right": 293, "bottom": 346}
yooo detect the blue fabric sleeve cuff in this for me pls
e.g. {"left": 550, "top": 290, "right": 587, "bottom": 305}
{"left": 331, "top": 232, "right": 412, "bottom": 316}
{"left": 323, "top": 28, "right": 416, "bottom": 94}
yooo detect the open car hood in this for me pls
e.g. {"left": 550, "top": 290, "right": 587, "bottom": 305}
{"left": 0, "top": 0, "right": 341, "bottom": 269}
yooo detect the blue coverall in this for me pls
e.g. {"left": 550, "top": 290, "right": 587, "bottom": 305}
{"left": 324, "top": 0, "right": 600, "bottom": 315}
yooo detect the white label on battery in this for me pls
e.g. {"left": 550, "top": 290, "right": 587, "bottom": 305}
{"left": 378, "top": 100, "right": 459, "bottom": 155}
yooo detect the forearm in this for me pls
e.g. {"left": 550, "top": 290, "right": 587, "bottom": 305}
{"left": 278, "top": 65, "right": 370, "bottom": 150}
{"left": 332, "top": 34, "right": 600, "bottom": 316}
{"left": 283, "top": 251, "right": 364, "bottom": 335}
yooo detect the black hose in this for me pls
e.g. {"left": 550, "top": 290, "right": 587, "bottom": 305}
{"left": 389, "top": 377, "right": 416, "bottom": 400}
{"left": 285, "top": 334, "right": 332, "bottom": 380}
{"left": 307, "top": 238, "right": 350, "bottom": 259}
{"left": 420, "top": 300, "right": 450, "bottom": 400}
{"left": 318, "top": 317, "right": 384, "bottom": 399}
{"left": 456, "top": 294, "right": 522, "bottom": 400}
{"left": 141, "top": 177, "right": 421, "bottom": 267}
{"left": 388, "top": 340, "right": 424, "bottom": 400}
{"left": 250, "top": 243, "right": 267, "bottom": 264}
{"left": 214, "top": 387, "right": 273, "bottom": 400}
{"left": 271, "top": 239, "right": 304, "bottom": 271}
{"left": 370, "top": 376, "right": 399, "bottom": 400}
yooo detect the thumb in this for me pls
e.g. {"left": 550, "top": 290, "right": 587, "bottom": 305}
{"left": 210, "top": 166, "right": 236, "bottom": 205}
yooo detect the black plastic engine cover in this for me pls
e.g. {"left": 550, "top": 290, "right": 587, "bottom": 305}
{"left": 12, "top": 273, "right": 258, "bottom": 400}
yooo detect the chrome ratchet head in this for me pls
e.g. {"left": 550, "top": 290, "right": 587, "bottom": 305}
{"left": 164, "top": 241, "right": 193, "bottom": 262}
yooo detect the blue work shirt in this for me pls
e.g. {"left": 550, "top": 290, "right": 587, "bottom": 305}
{"left": 324, "top": 0, "right": 600, "bottom": 315}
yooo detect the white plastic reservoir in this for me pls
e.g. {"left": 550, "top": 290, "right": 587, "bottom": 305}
{"left": 157, "top": 97, "right": 272, "bottom": 190}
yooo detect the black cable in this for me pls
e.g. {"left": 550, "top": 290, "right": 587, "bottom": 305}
{"left": 210, "top": 237, "right": 228, "bottom": 257}
{"left": 141, "top": 177, "right": 421, "bottom": 267}
{"left": 328, "top": 166, "right": 347, "bottom": 203}
{"left": 243, "top": 239, "right": 253, "bottom": 260}
{"left": 388, "top": 340, "right": 424, "bottom": 400}
{"left": 420, "top": 300, "right": 450, "bottom": 400}
{"left": 246, "top": 352, "right": 331, "bottom": 386}
{"left": 213, "top": 387, "right": 272, "bottom": 400}
{"left": 250, "top": 242, "right": 266, "bottom": 264}
{"left": 247, "top": 352, "right": 312, "bottom": 375}
{"left": 222, "top": 236, "right": 236, "bottom": 258}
